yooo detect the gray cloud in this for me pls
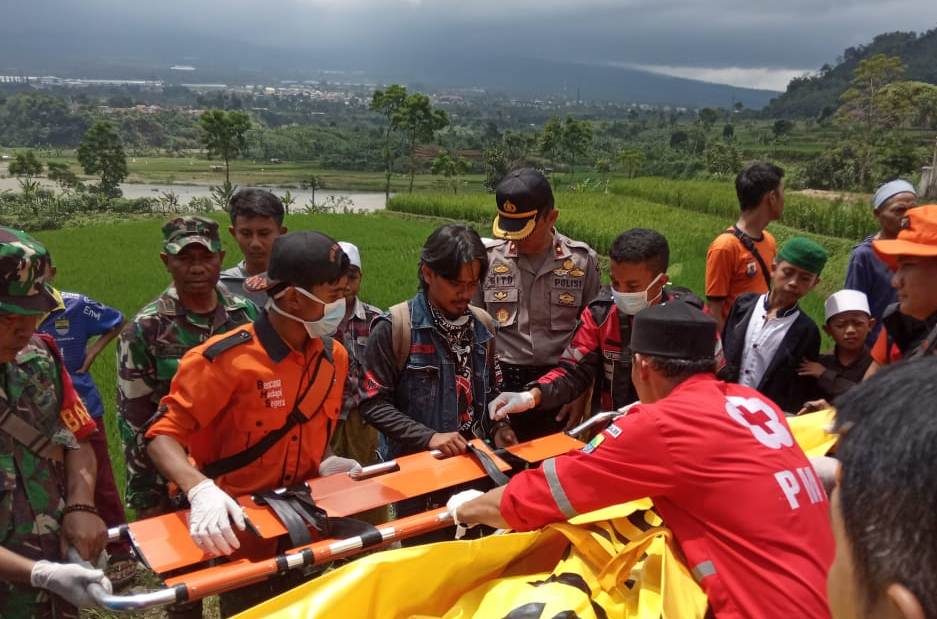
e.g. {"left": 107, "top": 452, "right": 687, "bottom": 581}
{"left": 4, "top": 0, "right": 937, "bottom": 87}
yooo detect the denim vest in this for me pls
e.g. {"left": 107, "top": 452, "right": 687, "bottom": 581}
{"left": 388, "top": 292, "right": 495, "bottom": 458}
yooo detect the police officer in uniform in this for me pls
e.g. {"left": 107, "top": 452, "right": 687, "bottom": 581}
{"left": 478, "top": 168, "right": 600, "bottom": 441}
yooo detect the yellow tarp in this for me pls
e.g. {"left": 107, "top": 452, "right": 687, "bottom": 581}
{"left": 236, "top": 410, "right": 836, "bottom": 619}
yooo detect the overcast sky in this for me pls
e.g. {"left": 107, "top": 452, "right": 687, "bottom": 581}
{"left": 6, "top": 0, "right": 937, "bottom": 90}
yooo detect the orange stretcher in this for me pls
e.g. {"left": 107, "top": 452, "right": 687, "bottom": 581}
{"left": 85, "top": 411, "right": 620, "bottom": 612}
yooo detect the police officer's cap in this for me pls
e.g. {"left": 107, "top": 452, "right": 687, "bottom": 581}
{"left": 492, "top": 168, "right": 554, "bottom": 241}
{"left": 630, "top": 302, "right": 717, "bottom": 360}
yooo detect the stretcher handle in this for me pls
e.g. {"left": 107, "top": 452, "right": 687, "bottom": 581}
{"left": 565, "top": 402, "right": 639, "bottom": 438}
{"left": 348, "top": 448, "right": 445, "bottom": 479}
{"left": 87, "top": 583, "right": 183, "bottom": 612}
{"left": 106, "top": 524, "right": 127, "bottom": 543}
{"left": 74, "top": 509, "right": 457, "bottom": 610}
{"left": 66, "top": 546, "right": 184, "bottom": 612}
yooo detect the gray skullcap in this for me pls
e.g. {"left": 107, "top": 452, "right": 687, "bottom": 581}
{"left": 872, "top": 179, "right": 916, "bottom": 211}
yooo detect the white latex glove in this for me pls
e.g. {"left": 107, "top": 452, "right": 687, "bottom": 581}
{"left": 446, "top": 489, "right": 484, "bottom": 539}
{"left": 30, "top": 560, "right": 113, "bottom": 609}
{"left": 488, "top": 391, "right": 536, "bottom": 421}
{"left": 186, "top": 479, "right": 245, "bottom": 556}
{"left": 810, "top": 456, "right": 839, "bottom": 496}
{"left": 319, "top": 455, "right": 363, "bottom": 476}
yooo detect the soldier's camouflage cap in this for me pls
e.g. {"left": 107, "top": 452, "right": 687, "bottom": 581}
{"left": 162, "top": 216, "right": 222, "bottom": 255}
{"left": 0, "top": 226, "right": 57, "bottom": 316}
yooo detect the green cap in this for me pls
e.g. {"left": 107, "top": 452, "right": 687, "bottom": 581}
{"left": 0, "top": 226, "right": 57, "bottom": 316}
{"left": 162, "top": 216, "right": 222, "bottom": 255}
{"left": 777, "top": 237, "right": 828, "bottom": 275}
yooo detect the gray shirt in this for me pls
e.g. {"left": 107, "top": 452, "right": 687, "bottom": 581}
{"left": 219, "top": 260, "right": 268, "bottom": 308}
{"left": 475, "top": 231, "right": 601, "bottom": 366}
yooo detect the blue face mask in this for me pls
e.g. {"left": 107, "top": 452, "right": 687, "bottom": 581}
{"left": 267, "top": 287, "right": 346, "bottom": 339}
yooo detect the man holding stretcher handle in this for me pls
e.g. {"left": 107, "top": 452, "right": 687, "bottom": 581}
{"left": 450, "top": 302, "right": 835, "bottom": 619}
{"left": 146, "top": 231, "right": 361, "bottom": 617}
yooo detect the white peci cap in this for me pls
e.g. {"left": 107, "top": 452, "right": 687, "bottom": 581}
{"left": 872, "top": 179, "right": 916, "bottom": 211}
{"left": 824, "top": 289, "right": 871, "bottom": 323}
{"left": 338, "top": 241, "right": 361, "bottom": 269}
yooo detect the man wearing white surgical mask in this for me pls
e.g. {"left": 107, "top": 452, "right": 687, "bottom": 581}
{"left": 146, "top": 231, "right": 358, "bottom": 617}
{"left": 490, "top": 228, "right": 709, "bottom": 419}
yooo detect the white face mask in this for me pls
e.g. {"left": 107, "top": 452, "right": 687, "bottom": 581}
{"left": 267, "top": 286, "right": 346, "bottom": 339}
{"left": 612, "top": 274, "right": 664, "bottom": 316}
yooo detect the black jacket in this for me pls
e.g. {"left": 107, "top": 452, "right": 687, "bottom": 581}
{"left": 535, "top": 286, "right": 704, "bottom": 413}
{"left": 719, "top": 292, "right": 820, "bottom": 413}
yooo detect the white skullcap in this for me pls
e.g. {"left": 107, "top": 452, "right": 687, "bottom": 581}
{"left": 824, "top": 289, "right": 871, "bottom": 323}
{"left": 872, "top": 179, "right": 916, "bottom": 211}
{"left": 338, "top": 241, "right": 361, "bottom": 269}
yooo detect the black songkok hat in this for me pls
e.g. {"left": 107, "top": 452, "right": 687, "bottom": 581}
{"left": 630, "top": 302, "right": 717, "bottom": 360}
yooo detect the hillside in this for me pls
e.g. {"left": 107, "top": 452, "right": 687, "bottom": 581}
{"left": 0, "top": 33, "right": 778, "bottom": 110}
{"left": 764, "top": 28, "right": 937, "bottom": 118}
{"left": 374, "top": 54, "right": 779, "bottom": 109}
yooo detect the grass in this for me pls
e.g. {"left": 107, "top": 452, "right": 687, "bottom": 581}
{"left": 609, "top": 177, "right": 876, "bottom": 240}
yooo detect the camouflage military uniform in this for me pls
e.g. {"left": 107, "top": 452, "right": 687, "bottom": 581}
{"left": 116, "top": 285, "right": 257, "bottom": 512}
{"left": 330, "top": 298, "right": 383, "bottom": 464}
{"left": 0, "top": 227, "right": 98, "bottom": 619}
{"left": 117, "top": 216, "right": 259, "bottom": 513}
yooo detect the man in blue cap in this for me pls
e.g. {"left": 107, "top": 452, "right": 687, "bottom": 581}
{"left": 845, "top": 179, "right": 917, "bottom": 346}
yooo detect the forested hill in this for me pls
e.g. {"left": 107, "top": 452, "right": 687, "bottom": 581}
{"left": 765, "top": 28, "right": 937, "bottom": 119}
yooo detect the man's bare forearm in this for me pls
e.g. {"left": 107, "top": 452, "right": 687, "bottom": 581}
{"left": 457, "top": 486, "right": 510, "bottom": 529}
{"left": 65, "top": 440, "right": 97, "bottom": 506}
{"left": 0, "top": 546, "right": 36, "bottom": 584}
{"left": 707, "top": 298, "right": 726, "bottom": 333}
{"left": 147, "top": 435, "right": 207, "bottom": 495}
{"left": 81, "top": 323, "right": 124, "bottom": 373}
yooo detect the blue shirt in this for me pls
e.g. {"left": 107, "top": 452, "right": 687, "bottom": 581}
{"left": 844, "top": 235, "right": 896, "bottom": 347}
{"left": 37, "top": 291, "right": 124, "bottom": 418}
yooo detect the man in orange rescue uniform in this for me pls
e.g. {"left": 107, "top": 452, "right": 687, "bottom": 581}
{"left": 146, "top": 231, "right": 357, "bottom": 617}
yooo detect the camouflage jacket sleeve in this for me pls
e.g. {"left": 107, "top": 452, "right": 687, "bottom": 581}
{"left": 115, "top": 320, "right": 166, "bottom": 510}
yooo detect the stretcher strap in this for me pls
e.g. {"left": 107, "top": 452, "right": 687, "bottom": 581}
{"left": 466, "top": 444, "right": 510, "bottom": 486}
{"left": 254, "top": 485, "right": 329, "bottom": 547}
{"left": 254, "top": 485, "right": 384, "bottom": 551}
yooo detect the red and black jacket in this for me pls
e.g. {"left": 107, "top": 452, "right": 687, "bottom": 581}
{"left": 533, "top": 286, "right": 704, "bottom": 412}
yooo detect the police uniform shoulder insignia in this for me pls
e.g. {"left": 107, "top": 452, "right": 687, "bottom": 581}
{"left": 493, "top": 290, "right": 509, "bottom": 301}
{"left": 496, "top": 308, "right": 510, "bottom": 324}
{"left": 493, "top": 263, "right": 510, "bottom": 274}
{"left": 203, "top": 329, "right": 253, "bottom": 361}
{"left": 562, "top": 259, "right": 575, "bottom": 271}
{"left": 558, "top": 292, "right": 576, "bottom": 305}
